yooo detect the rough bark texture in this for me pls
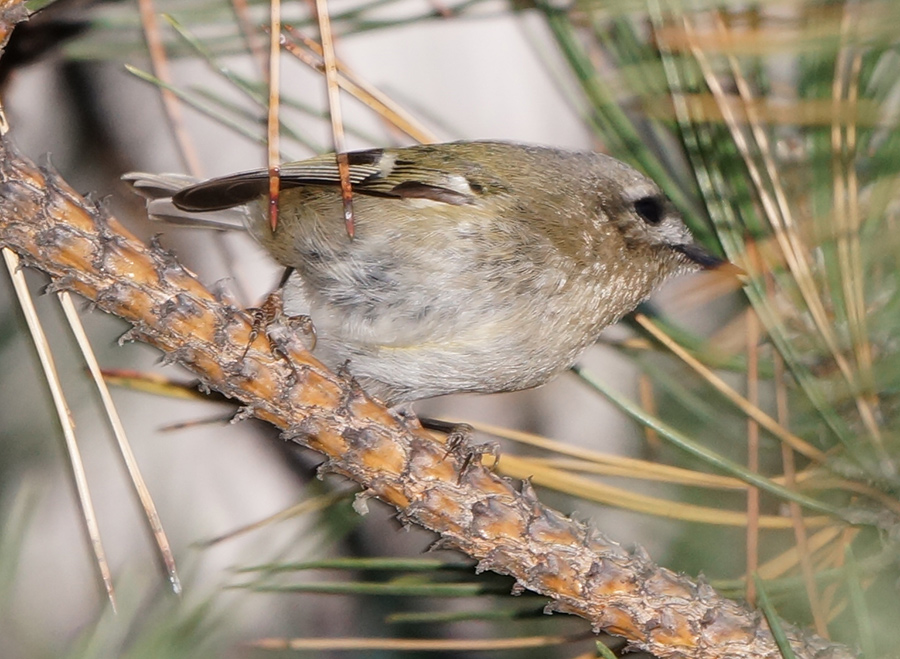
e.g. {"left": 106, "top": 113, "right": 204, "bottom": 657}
{"left": 0, "top": 4, "right": 856, "bottom": 658}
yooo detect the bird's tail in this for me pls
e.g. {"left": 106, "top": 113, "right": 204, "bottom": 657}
{"left": 122, "top": 172, "right": 248, "bottom": 231}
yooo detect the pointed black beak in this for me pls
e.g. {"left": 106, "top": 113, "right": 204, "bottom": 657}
{"left": 673, "top": 243, "right": 725, "bottom": 269}
{"left": 673, "top": 243, "right": 747, "bottom": 277}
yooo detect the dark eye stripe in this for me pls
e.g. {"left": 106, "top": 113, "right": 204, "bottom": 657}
{"left": 634, "top": 196, "right": 664, "bottom": 225}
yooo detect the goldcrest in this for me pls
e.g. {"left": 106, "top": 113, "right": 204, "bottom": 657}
{"left": 126, "top": 141, "right": 725, "bottom": 404}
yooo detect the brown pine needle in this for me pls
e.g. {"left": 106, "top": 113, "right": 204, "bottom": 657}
{"left": 252, "top": 634, "right": 586, "bottom": 651}
{"left": 511, "top": 456, "right": 745, "bottom": 490}
{"left": 452, "top": 419, "right": 746, "bottom": 488}
{"left": 231, "top": 0, "right": 266, "bottom": 74}
{"left": 638, "top": 373, "right": 661, "bottom": 453}
{"left": 283, "top": 27, "right": 438, "bottom": 143}
{"left": 101, "top": 369, "right": 213, "bottom": 401}
{"left": 137, "top": 0, "right": 202, "bottom": 177}
{"left": 59, "top": 292, "right": 181, "bottom": 594}
{"left": 267, "top": 0, "right": 281, "bottom": 232}
{"left": 770, "top": 277, "right": 829, "bottom": 635}
{"left": 311, "top": 0, "right": 355, "bottom": 238}
{"left": 2, "top": 248, "right": 117, "bottom": 612}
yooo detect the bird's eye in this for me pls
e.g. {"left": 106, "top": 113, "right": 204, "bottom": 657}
{"left": 634, "top": 196, "right": 665, "bottom": 225}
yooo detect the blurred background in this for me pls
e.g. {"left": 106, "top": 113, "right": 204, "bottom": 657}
{"left": 0, "top": 0, "right": 898, "bottom": 657}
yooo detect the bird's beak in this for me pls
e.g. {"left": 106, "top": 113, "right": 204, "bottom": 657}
{"left": 673, "top": 243, "right": 746, "bottom": 277}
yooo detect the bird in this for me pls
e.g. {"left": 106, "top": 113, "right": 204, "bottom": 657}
{"left": 125, "top": 141, "right": 729, "bottom": 405}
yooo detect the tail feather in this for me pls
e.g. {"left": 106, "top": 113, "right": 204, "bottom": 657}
{"left": 123, "top": 172, "right": 247, "bottom": 231}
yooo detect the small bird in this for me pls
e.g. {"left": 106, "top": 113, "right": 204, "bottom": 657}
{"left": 126, "top": 141, "right": 727, "bottom": 405}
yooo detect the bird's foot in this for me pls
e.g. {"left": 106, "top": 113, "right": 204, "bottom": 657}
{"left": 241, "top": 288, "right": 317, "bottom": 361}
{"left": 421, "top": 417, "right": 498, "bottom": 480}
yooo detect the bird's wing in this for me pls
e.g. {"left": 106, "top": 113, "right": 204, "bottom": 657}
{"left": 172, "top": 147, "right": 478, "bottom": 212}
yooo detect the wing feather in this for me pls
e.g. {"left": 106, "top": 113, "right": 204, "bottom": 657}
{"left": 172, "top": 147, "right": 477, "bottom": 212}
